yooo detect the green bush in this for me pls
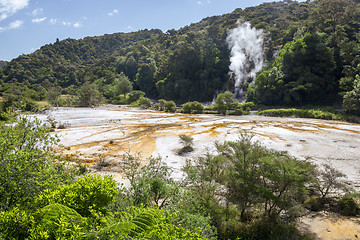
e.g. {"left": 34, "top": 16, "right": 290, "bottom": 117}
{"left": 29, "top": 203, "right": 86, "bottom": 239}
{"left": 241, "top": 101, "right": 256, "bottom": 111}
{"left": 178, "top": 145, "right": 194, "bottom": 155}
{"left": 0, "top": 207, "right": 34, "bottom": 239}
{"left": 139, "top": 97, "right": 152, "bottom": 109}
{"left": 128, "top": 90, "right": 145, "bottom": 103}
{"left": 233, "top": 107, "right": 244, "bottom": 115}
{"left": 304, "top": 196, "right": 323, "bottom": 211}
{"left": 130, "top": 96, "right": 152, "bottom": 109}
{"left": 164, "top": 100, "right": 176, "bottom": 112}
{"left": 257, "top": 108, "right": 344, "bottom": 121}
{"left": 0, "top": 110, "right": 10, "bottom": 121}
{"left": 337, "top": 196, "right": 359, "bottom": 216}
{"left": 181, "top": 101, "right": 204, "bottom": 114}
{"left": 35, "top": 175, "right": 118, "bottom": 217}
{"left": 0, "top": 117, "right": 75, "bottom": 210}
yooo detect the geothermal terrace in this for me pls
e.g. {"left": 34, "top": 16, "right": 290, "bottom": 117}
{"left": 35, "top": 105, "right": 360, "bottom": 191}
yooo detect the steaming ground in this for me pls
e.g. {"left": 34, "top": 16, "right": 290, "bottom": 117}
{"left": 227, "top": 20, "right": 264, "bottom": 98}
{"left": 36, "top": 105, "right": 360, "bottom": 192}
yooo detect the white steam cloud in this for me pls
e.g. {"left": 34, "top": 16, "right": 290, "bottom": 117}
{"left": 226, "top": 20, "right": 264, "bottom": 98}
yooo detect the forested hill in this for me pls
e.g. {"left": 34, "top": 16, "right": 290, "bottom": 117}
{"left": 1, "top": 0, "right": 360, "bottom": 113}
{"left": 0, "top": 61, "right": 7, "bottom": 69}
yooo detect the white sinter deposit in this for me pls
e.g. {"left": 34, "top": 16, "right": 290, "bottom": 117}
{"left": 34, "top": 106, "right": 360, "bottom": 192}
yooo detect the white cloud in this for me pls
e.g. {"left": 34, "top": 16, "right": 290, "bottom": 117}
{"left": 31, "top": 7, "right": 43, "bottom": 16}
{"left": 62, "top": 21, "right": 71, "bottom": 26}
{"left": 0, "top": 0, "right": 29, "bottom": 21}
{"left": 0, "top": 19, "right": 23, "bottom": 32}
{"left": 73, "top": 22, "right": 82, "bottom": 28}
{"left": 195, "top": 0, "right": 211, "bottom": 5}
{"left": 49, "top": 18, "right": 57, "bottom": 24}
{"left": 32, "top": 17, "right": 46, "bottom": 23}
{"left": 108, "top": 9, "right": 118, "bottom": 16}
{"left": 8, "top": 19, "right": 23, "bottom": 29}
{"left": 61, "top": 20, "right": 82, "bottom": 28}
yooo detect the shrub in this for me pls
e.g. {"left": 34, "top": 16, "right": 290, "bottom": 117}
{"left": 304, "top": 196, "right": 323, "bottom": 211}
{"left": 178, "top": 135, "right": 194, "bottom": 155}
{"left": 0, "top": 117, "right": 75, "bottom": 210}
{"left": 181, "top": 101, "right": 204, "bottom": 114}
{"left": 0, "top": 110, "right": 10, "bottom": 121}
{"left": 178, "top": 145, "right": 194, "bottom": 155}
{"left": 29, "top": 203, "right": 86, "bottom": 239}
{"left": 337, "top": 196, "right": 359, "bottom": 216}
{"left": 241, "top": 102, "right": 256, "bottom": 111}
{"left": 0, "top": 207, "right": 34, "bottom": 239}
{"left": 257, "top": 108, "right": 344, "bottom": 121}
{"left": 233, "top": 107, "right": 243, "bottom": 115}
{"left": 35, "top": 175, "right": 118, "bottom": 217}
{"left": 164, "top": 100, "right": 176, "bottom": 112}
{"left": 128, "top": 90, "right": 145, "bottom": 103}
{"left": 130, "top": 96, "right": 152, "bottom": 109}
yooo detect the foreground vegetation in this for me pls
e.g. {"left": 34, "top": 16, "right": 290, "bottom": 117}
{"left": 0, "top": 116, "right": 358, "bottom": 239}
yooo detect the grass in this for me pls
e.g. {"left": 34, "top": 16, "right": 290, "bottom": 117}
{"left": 36, "top": 101, "right": 51, "bottom": 109}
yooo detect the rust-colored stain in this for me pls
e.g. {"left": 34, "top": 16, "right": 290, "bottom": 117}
{"left": 57, "top": 109, "right": 360, "bottom": 172}
{"left": 253, "top": 131, "right": 286, "bottom": 141}
{"left": 313, "top": 123, "right": 360, "bottom": 135}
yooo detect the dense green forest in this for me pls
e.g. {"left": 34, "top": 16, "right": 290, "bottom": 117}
{"left": 0, "top": 0, "right": 359, "bottom": 115}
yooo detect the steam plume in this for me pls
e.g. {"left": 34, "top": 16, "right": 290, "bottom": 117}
{"left": 226, "top": 20, "right": 264, "bottom": 98}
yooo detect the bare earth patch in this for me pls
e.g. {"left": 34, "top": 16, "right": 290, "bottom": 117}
{"left": 300, "top": 212, "right": 360, "bottom": 240}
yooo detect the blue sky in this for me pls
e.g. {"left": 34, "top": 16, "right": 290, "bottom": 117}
{"left": 1, "top": 0, "right": 291, "bottom": 61}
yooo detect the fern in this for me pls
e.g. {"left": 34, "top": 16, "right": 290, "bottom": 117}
{"left": 95, "top": 206, "right": 163, "bottom": 238}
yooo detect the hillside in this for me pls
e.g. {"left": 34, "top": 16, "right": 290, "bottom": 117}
{"left": 0, "top": 61, "right": 7, "bottom": 69}
{"left": 0, "top": 0, "right": 359, "bottom": 113}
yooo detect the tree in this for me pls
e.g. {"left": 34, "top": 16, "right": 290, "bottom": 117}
{"left": 251, "top": 32, "right": 337, "bottom": 105}
{"left": 135, "top": 61, "right": 158, "bottom": 97}
{"left": 115, "top": 72, "right": 133, "bottom": 97}
{"left": 184, "top": 134, "right": 314, "bottom": 222}
{"left": 76, "top": 82, "right": 103, "bottom": 107}
{"left": 310, "top": 0, "right": 357, "bottom": 34}
{"left": 214, "top": 91, "right": 238, "bottom": 115}
{"left": 312, "top": 164, "right": 347, "bottom": 200}
{"left": 0, "top": 117, "right": 75, "bottom": 210}
{"left": 120, "top": 154, "right": 180, "bottom": 209}
{"left": 45, "top": 86, "right": 62, "bottom": 107}
{"left": 343, "top": 75, "right": 360, "bottom": 115}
